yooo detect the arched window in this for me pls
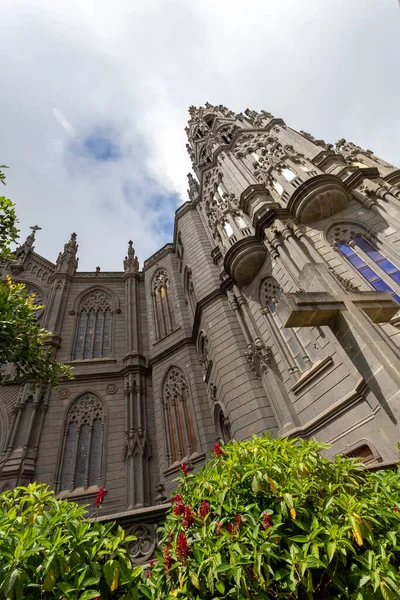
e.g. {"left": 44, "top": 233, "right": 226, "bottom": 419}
{"left": 260, "top": 277, "right": 318, "bottom": 372}
{"left": 177, "top": 233, "right": 184, "bottom": 273}
{"left": 24, "top": 285, "right": 45, "bottom": 319}
{"left": 153, "top": 270, "right": 175, "bottom": 340}
{"left": 59, "top": 393, "right": 104, "bottom": 493}
{"left": 74, "top": 291, "right": 112, "bottom": 360}
{"left": 184, "top": 267, "right": 196, "bottom": 317}
{"left": 215, "top": 405, "right": 231, "bottom": 444}
{"left": 328, "top": 224, "right": 400, "bottom": 304}
{"left": 345, "top": 444, "right": 377, "bottom": 466}
{"left": 162, "top": 367, "right": 197, "bottom": 466}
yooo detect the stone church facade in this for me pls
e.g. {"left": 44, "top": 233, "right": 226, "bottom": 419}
{"left": 1, "top": 104, "right": 400, "bottom": 562}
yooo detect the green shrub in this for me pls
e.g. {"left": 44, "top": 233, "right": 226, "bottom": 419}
{"left": 0, "top": 483, "right": 141, "bottom": 599}
{"left": 141, "top": 436, "right": 400, "bottom": 600}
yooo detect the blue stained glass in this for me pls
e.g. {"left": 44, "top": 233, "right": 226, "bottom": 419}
{"left": 393, "top": 295, "right": 400, "bottom": 305}
{"left": 378, "top": 259, "right": 398, "bottom": 275}
{"left": 337, "top": 242, "right": 354, "bottom": 257}
{"left": 348, "top": 254, "right": 367, "bottom": 269}
{"left": 354, "top": 237, "right": 383, "bottom": 260}
{"left": 359, "top": 266, "right": 379, "bottom": 282}
{"left": 391, "top": 272, "right": 400, "bottom": 285}
{"left": 371, "top": 279, "right": 393, "bottom": 293}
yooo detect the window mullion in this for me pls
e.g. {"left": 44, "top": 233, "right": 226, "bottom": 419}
{"left": 352, "top": 242, "right": 400, "bottom": 295}
{"left": 72, "top": 425, "right": 81, "bottom": 490}
{"left": 82, "top": 312, "right": 89, "bottom": 359}
{"left": 84, "top": 424, "right": 93, "bottom": 489}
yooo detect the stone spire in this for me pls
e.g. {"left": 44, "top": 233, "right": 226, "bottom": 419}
{"left": 124, "top": 240, "right": 139, "bottom": 274}
{"left": 55, "top": 232, "right": 78, "bottom": 275}
{"left": 14, "top": 225, "right": 41, "bottom": 260}
{"left": 187, "top": 173, "right": 200, "bottom": 202}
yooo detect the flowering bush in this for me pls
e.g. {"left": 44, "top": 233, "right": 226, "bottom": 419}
{"left": 0, "top": 483, "right": 141, "bottom": 599}
{"left": 139, "top": 435, "right": 400, "bottom": 599}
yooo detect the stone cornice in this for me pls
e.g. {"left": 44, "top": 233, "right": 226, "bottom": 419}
{"left": 143, "top": 244, "right": 174, "bottom": 271}
{"left": 343, "top": 167, "right": 380, "bottom": 190}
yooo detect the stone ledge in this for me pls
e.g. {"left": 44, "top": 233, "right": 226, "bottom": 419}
{"left": 290, "top": 356, "right": 334, "bottom": 396}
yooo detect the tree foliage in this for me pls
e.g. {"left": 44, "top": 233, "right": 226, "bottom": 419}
{"left": 142, "top": 436, "right": 400, "bottom": 600}
{"left": 0, "top": 170, "right": 72, "bottom": 386}
{"left": 0, "top": 483, "right": 141, "bottom": 600}
{"left": 0, "top": 277, "right": 72, "bottom": 386}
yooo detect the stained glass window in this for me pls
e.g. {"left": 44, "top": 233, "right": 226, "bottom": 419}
{"left": 337, "top": 241, "right": 400, "bottom": 304}
{"left": 260, "top": 277, "right": 318, "bottom": 372}
{"left": 153, "top": 270, "right": 175, "bottom": 340}
{"left": 74, "top": 291, "right": 112, "bottom": 359}
{"left": 59, "top": 393, "right": 103, "bottom": 493}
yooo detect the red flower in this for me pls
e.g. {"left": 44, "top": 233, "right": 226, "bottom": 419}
{"left": 173, "top": 496, "right": 185, "bottom": 516}
{"left": 177, "top": 531, "right": 190, "bottom": 561}
{"left": 149, "top": 560, "right": 156, "bottom": 567}
{"left": 183, "top": 505, "right": 194, "bottom": 528}
{"left": 393, "top": 506, "right": 399, "bottom": 513}
{"left": 146, "top": 570, "right": 151, "bottom": 578}
{"left": 216, "top": 521, "right": 223, "bottom": 535}
{"left": 180, "top": 463, "right": 188, "bottom": 476}
{"left": 227, "top": 523, "right": 234, "bottom": 535}
{"left": 200, "top": 500, "right": 210, "bottom": 518}
{"left": 95, "top": 487, "right": 107, "bottom": 508}
{"left": 263, "top": 513, "right": 272, "bottom": 529}
{"left": 234, "top": 514, "right": 242, "bottom": 527}
{"left": 214, "top": 442, "right": 223, "bottom": 456}
{"left": 163, "top": 545, "right": 173, "bottom": 575}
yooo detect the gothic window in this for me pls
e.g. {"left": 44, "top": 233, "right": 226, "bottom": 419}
{"left": 260, "top": 277, "right": 318, "bottom": 372}
{"left": 198, "top": 331, "right": 210, "bottom": 380}
{"left": 59, "top": 393, "right": 104, "bottom": 493}
{"left": 215, "top": 405, "right": 231, "bottom": 444}
{"left": 74, "top": 291, "right": 112, "bottom": 360}
{"left": 21, "top": 285, "right": 44, "bottom": 319}
{"left": 184, "top": 267, "right": 196, "bottom": 317}
{"left": 153, "top": 270, "right": 175, "bottom": 340}
{"left": 329, "top": 225, "right": 400, "bottom": 304}
{"left": 162, "top": 367, "right": 197, "bottom": 466}
{"left": 177, "top": 233, "right": 184, "bottom": 273}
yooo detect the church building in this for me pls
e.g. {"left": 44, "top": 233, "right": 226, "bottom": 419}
{"left": 1, "top": 104, "right": 400, "bottom": 562}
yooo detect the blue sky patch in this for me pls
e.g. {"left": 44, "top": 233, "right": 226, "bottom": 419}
{"left": 83, "top": 131, "right": 121, "bottom": 161}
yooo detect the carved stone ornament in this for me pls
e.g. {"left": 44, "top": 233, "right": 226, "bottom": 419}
{"left": 245, "top": 342, "right": 272, "bottom": 378}
{"left": 153, "top": 269, "right": 168, "bottom": 291}
{"left": 163, "top": 368, "right": 188, "bottom": 401}
{"left": 326, "top": 222, "right": 369, "bottom": 246}
{"left": 123, "top": 428, "right": 149, "bottom": 458}
{"left": 155, "top": 482, "right": 167, "bottom": 505}
{"left": 106, "top": 383, "right": 118, "bottom": 395}
{"left": 68, "top": 393, "right": 103, "bottom": 427}
{"left": 58, "top": 388, "right": 70, "bottom": 399}
{"left": 187, "top": 173, "right": 200, "bottom": 201}
{"left": 126, "top": 524, "right": 157, "bottom": 564}
{"left": 81, "top": 291, "right": 112, "bottom": 313}
{"left": 123, "top": 241, "right": 139, "bottom": 273}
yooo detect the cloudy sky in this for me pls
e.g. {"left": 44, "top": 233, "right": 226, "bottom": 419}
{"left": 1, "top": 0, "right": 399, "bottom": 270}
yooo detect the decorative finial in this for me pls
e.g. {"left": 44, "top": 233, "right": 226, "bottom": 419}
{"left": 124, "top": 240, "right": 139, "bottom": 274}
{"left": 55, "top": 231, "right": 79, "bottom": 274}
{"left": 95, "top": 266, "right": 101, "bottom": 275}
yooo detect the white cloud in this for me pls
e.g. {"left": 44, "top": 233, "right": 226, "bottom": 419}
{"left": 1, "top": 0, "right": 399, "bottom": 269}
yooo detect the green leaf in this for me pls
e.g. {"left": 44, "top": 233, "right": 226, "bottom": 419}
{"left": 79, "top": 591, "right": 102, "bottom": 600}
{"left": 190, "top": 571, "right": 200, "bottom": 590}
{"left": 43, "top": 568, "right": 56, "bottom": 592}
{"left": 326, "top": 541, "right": 336, "bottom": 564}
{"left": 216, "top": 580, "right": 225, "bottom": 594}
